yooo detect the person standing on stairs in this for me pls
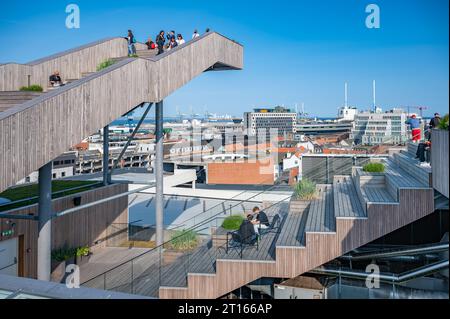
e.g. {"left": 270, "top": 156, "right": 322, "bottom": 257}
{"left": 176, "top": 34, "right": 185, "bottom": 46}
{"left": 126, "top": 30, "right": 137, "bottom": 56}
{"left": 405, "top": 114, "right": 422, "bottom": 143}
{"left": 168, "top": 37, "right": 178, "bottom": 50}
{"left": 192, "top": 29, "right": 200, "bottom": 39}
{"left": 156, "top": 30, "right": 166, "bottom": 55}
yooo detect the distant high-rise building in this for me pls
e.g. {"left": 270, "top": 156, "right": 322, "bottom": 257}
{"left": 244, "top": 107, "right": 297, "bottom": 138}
{"left": 350, "top": 108, "right": 409, "bottom": 145}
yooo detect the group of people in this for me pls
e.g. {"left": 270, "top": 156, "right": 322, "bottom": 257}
{"left": 405, "top": 112, "right": 442, "bottom": 167}
{"left": 405, "top": 112, "right": 442, "bottom": 143}
{"left": 127, "top": 28, "right": 211, "bottom": 56}
{"left": 237, "top": 206, "right": 270, "bottom": 244}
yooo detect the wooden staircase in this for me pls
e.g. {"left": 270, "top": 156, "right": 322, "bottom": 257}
{"left": 0, "top": 91, "right": 42, "bottom": 113}
{"left": 157, "top": 153, "right": 435, "bottom": 299}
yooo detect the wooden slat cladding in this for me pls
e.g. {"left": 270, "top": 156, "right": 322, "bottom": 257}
{"left": 0, "top": 38, "right": 128, "bottom": 91}
{"left": 0, "top": 33, "right": 243, "bottom": 193}
{"left": 0, "top": 183, "right": 128, "bottom": 278}
{"left": 159, "top": 187, "right": 434, "bottom": 299}
{"left": 431, "top": 129, "right": 449, "bottom": 198}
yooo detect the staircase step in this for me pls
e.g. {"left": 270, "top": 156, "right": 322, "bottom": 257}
{"left": 276, "top": 200, "right": 309, "bottom": 247}
{"left": 393, "top": 152, "right": 431, "bottom": 186}
{"left": 0, "top": 105, "right": 17, "bottom": 112}
{"left": 0, "top": 99, "right": 33, "bottom": 104}
{"left": 305, "top": 185, "right": 335, "bottom": 233}
{"left": 333, "top": 176, "right": 366, "bottom": 218}
{"left": 0, "top": 91, "right": 42, "bottom": 97}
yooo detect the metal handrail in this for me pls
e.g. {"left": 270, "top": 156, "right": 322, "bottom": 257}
{"left": 82, "top": 185, "right": 293, "bottom": 286}
{"left": 311, "top": 259, "right": 448, "bottom": 283}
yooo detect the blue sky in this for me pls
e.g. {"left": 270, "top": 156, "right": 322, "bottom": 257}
{"left": 0, "top": 0, "right": 448, "bottom": 117}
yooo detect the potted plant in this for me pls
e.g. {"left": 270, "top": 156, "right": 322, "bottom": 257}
{"left": 289, "top": 178, "right": 318, "bottom": 212}
{"left": 163, "top": 230, "right": 199, "bottom": 265}
{"left": 212, "top": 215, "right": 245, "bottom": 247}
{"left": 50, "top": 246, "right": 76, "bottom": 283}
{"left": 75, "top": 246, "right": 91, "bottom": 266}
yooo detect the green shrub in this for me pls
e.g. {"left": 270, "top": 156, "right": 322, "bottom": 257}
{"left": 129, "top": 54, "right": 139, "bottom": 58}
{"left": 96, "top": 59, "right": 115, "bottom": 71}
{"left": 51, "top": 246, "right": 76, "bottom": 262}
{"left": 438, "top": 114, "right": 449, "bottom": 130}
{"left": 76, "top": 246, "right": 90, "bottom": 257}
{"left": 221, "top": 215, "right": 244, "bottom": 231}
{"left": 294, "top": 178, "right": 317, "bottom": 200}
{"left": 168, "top": 230, "right": 198, "bottom": 251}
{"left": 19, "top": 85, "right": 43, "bottom": 92}
{"left": 363, "top": 162, "right": 385, "bottom": 173}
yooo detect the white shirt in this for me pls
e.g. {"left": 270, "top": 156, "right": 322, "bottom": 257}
{"left": 177, "top": 39, "right": 186, "bottom": 45}
{"left": 192, "top": 33, "right": 200, "bottom": 39}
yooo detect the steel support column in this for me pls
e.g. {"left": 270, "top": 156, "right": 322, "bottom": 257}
{"left": 103, "top": 125, "right": 110, "bottom": 185}
{"left": 37, "top": 162, "right": 52, "bottom": 281}
{"left": 155, "top": 101, "right": 164, "bottom": 246}
{"left": 110, "top": 103, "right": 153, "bottom": 175}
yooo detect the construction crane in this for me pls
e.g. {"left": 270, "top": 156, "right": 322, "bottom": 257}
{"left": 404, "top": 106, "right": 428, "bottom": 118}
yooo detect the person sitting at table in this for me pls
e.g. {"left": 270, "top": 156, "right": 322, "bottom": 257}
{"left": 238, "top": 214, "right": 257, "bottom": 244}
{"left": 251, "top": 206, "right": 269, "bottom": 235}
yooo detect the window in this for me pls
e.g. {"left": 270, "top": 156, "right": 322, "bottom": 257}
{"left": 52, "top": 173, "right": 56, "bottom": 179}
{"left": 61, "top": 172, "right": 66, "bottom": 177}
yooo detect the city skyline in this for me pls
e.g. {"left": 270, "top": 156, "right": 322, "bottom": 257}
{"left": 0, "top": 0, "right": 448, "bottom": 117}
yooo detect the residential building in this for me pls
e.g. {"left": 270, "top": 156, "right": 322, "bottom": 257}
{"left": 17, "top": 152, "right": 77, "bottom": 184}
{"left": 244, "top": 107, "right": 297, "bottom": 138}
{"left": 350, "top": 108, "right": 409, "bottom": 145}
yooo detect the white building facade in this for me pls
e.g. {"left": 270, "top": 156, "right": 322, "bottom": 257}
{"left": 350, "top": 108, "right": 409, "bottom": 145}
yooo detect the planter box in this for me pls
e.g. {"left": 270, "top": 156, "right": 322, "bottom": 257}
{"left": 162, "top": 250, "right": 184, "bottom": 266}
{"left": 51, "top": 260, "right": 66, "bottom": 283}
{"left": 354, "top": 167, "right": 385, "bottom": 188}
{"left": 76, "top": 254, "right": 91, "bottom": 267}
{"left": 289, "top": 199, "right": 311, "bottom": 212}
